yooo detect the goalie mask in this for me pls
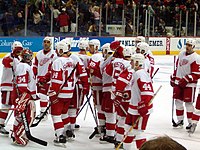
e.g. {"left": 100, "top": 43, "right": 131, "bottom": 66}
{"left": 21, "top": 49, "right": 33, "bottom": 65}
{"left": 131, "top": 53, "right": 145, "bottom": 70}
{"left": 12, "top": 41, "right": 23, "bottom": 58}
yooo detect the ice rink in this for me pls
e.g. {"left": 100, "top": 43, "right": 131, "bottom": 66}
{"left": 1, "top": 55, "right": 200, "bottom": 150}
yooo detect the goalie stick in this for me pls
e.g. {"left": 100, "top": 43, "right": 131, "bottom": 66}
{"left": 21, "top": 111, "right": 47, "bottom": 146}
{"left": 32, "top": 64, "right": 78, "bottom": 127}
{"left": 116, "top": 85, "right": 162, "bottom": 150}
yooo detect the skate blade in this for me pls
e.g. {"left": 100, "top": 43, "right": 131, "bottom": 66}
{"left": 99, "top": 140, "right": 109, "bottom": 144}
{"left": 173, "top": 126, "right": 183, "bottom": 129}
{"left": 0, "top": 132, "right": 9, "bottom": 137}
{"left": 54, "top": 142, "right": 66, "bottom": 148}
{"left": 66, "top": 137, "right": 75, "bottom": 142}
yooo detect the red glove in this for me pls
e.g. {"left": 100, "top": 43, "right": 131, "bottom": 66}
{"left": 170, "top": 75, "right": 176, "bottom": 87}
{"left": 2, "top": 56, "right": 13, "bottom": 68}
{"left": 113, "top": 91, "right": 123, "bottom": 106}
{"left": 137, "top": 101, "right": 148, "bottom": 117}
{"left": 48, "top": 90, "right": 58, "bottom": 103}
{"left": 178, "top": 75, "right": 192, "bottom": 88}
{"left": 38, "top": 77, "right": 47, "bottom": 86}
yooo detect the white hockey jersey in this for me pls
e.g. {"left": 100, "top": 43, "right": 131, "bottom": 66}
{"left": 33, "top": 50, "right": 57, "bottom": 78}
{"left": 15, "top": 62, "right": 37, "bottom": 98}
{"left": 128, "top": 69, "right": 154, "bottom": 115}
{"left": 88, "top": 53, "right": 104, "bottom": 90}
{"left": 174, "top": 51, "right": 200, "bottom": 87}
{"left": 0, "top": 54, "right": 20, "bottom": 91}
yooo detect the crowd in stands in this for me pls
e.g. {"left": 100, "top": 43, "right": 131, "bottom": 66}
{"left": 0, "top": 0, "right": 199, "bottom": 37}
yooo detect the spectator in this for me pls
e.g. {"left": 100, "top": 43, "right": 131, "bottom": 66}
{"left": 125, "top": 19, "right": 133, "bottom": 36}
{"left": 1, "top": 11, "right": 14, "bottom": 36}
{"left": 33, "top": 9, "right": 42, "bottom": 25}
{"left": 57, "top": 8, "right": 70, "bottom": 33}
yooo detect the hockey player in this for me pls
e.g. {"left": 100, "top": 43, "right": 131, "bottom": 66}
{"left": 170, "top": 39, "right": 200, "bottom": 130}
{"left": 188, "top": 92, "right": 200, "bottom": 134}
{"left": 87, "top": 41, "right": 105, "bottom": 138}
{"left": 49, "top": 42, "right": 89, "bottom": 146}
{"left": 136, "top": 42, "right": 155, "bottom": 78}
{"left": 101, "top": 41, "right": 131, "bottom": 143}
{"left": 87, "top": 39, "right": 100, "bottom": 56}
{"left": 99, "top": 43, "right": 116, "bottom": 142}
{"left": 33, "top": 36, "right": 57, "bottom": 120}
{"left": 11, "top": 49, "right": 37, "bottom": 146}
{"left": 113, "top": 47, "right": 133, "bottom": 148}
{"left": 123, "top": 53, "right": 154, "bottom": 150}
{"left": 0, "top": 41, "right": 23, "bottom": 135}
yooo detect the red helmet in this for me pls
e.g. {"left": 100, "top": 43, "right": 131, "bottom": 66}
{"left": 21, "top": 49, "right": 33, "bottom": 65}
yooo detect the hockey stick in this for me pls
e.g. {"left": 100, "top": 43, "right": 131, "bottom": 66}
{"left": 31, "top": 64, "right": 78, "bottom": 127}
{"left": 116, "top": 85, "right": 162, "bottom": 150}
{"left": 151, "top": 68, "right": 159, "bottom": 79}
{"left": 172, "top": 55, "right": 176, "bottom": 126}
{"left": 21, "top": 112, "right": 47, "bottom": 146}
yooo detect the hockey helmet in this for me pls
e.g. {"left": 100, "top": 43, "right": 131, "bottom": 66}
{"left": 110, "top": 41, "right": 120, "bottom": 51}
{"left": 43, "top": 36, "right": 52, "bottom": 45}
{"left": 186, "top": 38, "right": 196, "bottom": 48}
{"left": 11, "top": 41, "right": 23, "bottom": 57}
{"left": 56, "top": 41, "right": 70, "bottom": 56}
{"left": 79, "top": 40, "right": 89, "bottom": 50}
{"left": 135, "top": 36, "right": 145, "bottom": 43}
{"left": 89, "top": 39, "right": 101, "bottom": 50}
{"left": 131, "top": 53, "right": 145, "bottom": 69}
{"left": 136, "top": 42, "right": 149, "bottom": 54}
{"left": 123, "top": 46, "right": 132, "bottom": 58}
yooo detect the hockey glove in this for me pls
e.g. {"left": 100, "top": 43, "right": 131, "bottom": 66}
{"left": 2, "top": 56, "right": 13, "bottom": 68}
{"left": 170, "top": 75, "right": 176, "bottom": 87}
{"left": 137, "top": 101, "right": 148, "bottom": 117}
{"left": 38, "top": 77, "right": 47, "bottom": 86}
{"left": 113, "top": 91, "right": 123, "bottom": 106}
{"left": 48, "top": 90, "right": 58, "bottom": 103}
{"left": 178, "top": 75, "right": 192, "bottom": 88}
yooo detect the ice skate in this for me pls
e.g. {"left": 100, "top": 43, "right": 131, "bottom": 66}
{"left": 99, "top": 135, "right": 115, "bottom": 144}
{"left": 186, "top": 123, "right": 192, "bottom": 130}
{"left": 75, "top": 124, "right": 80, "bottom": 130}
{"left": 66, "top": 130, "right": 75, "bottom": 141}
{"left": 53, "top": 135, "right": 67, "bottom": 148}
{"left": 188, "top": 123, "right": 197, "bottom": 135}
{"left": 173, "top": 120, "right": 183, "bottom": 128}
{"left": 0, "top": 124, "right": 9, "bottom": 136}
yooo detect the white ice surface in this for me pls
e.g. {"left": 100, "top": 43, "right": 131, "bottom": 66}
{"left": 0, "top": 56, "right": 200, "bottom": 150}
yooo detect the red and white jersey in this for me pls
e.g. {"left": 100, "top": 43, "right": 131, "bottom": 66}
{"left": 116, "top": 68, "right": 135, "bottom": 102}
{"left": 146, "top": 52, "right": 155, "bottom": 78}
{"left": 88, "top": 53, "right": 104, "bottom": 90}
{"left": 105, "top": 58, "right": 131, "bottom": 92}
{"left": 33, "top": 50, "right": 57, "bottom": 78}
{"left": 0, "top": 54, "right": 20, "bottom": 91}
{"left": 15, "top": 62, "right": 37, "bottom": 98}
{"left": 174, "top": 51, "right": 200, "bottom": 87}
{"left": 128, "top": 69, "right": 154, "bottom": 115}
{"left": 69, "top": 53, "right": 88, "bottom": 89}
{"left": 77, "top": 53, "right": 90, "bottom": 69}
{"left": 50, "top": 56, "right": 89, "bottom": 99}
{"left": 101, "top": 56, "right": 113, "bottom": 92}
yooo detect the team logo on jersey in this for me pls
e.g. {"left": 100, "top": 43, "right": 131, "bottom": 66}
{"left": 63, "top": 62, "right": 73, "bottom": 70}
{"left": 179, "top": 59, "right": 188, "bottom": 66}
{"left": 39, "top": 58, "right": 51, "bottom": 66}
